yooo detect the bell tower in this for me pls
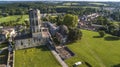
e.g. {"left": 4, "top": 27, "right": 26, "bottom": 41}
{"left": 29, "top": 9, "right": 41, "bottom": 37}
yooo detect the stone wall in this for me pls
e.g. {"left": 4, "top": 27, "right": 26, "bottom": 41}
{"left": 15, "top": 37, "right": 48, "bottom": 50}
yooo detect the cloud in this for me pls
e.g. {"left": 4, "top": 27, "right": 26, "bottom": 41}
{"left": 0, "top": 0, "right": 120, "bottom": 2}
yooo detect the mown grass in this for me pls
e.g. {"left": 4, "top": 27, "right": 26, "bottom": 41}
{"left": 110, "top": 21, "right": 120, "bottom": 23}
{"left": 0, "top": 15, "right": 28, "bottom": 24}
{"left": 63, "top": 3, "right": 80, "bottom": 6}
{"left": 89, "top": 3, "right": 108, "bottom": 6}
{"left": 65, "top": 30, "right": 120, "bottom": 67}
{"left": 15, "top": 46, "right": 61, "bottom": 67}
{"left": 56, "top": 6, "right": 99, "bottom": 9}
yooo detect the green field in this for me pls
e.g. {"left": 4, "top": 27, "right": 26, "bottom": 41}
{"left": 0, "top": 15, "right": 28, "bottom": 24}
{"left": 110, "top": 21, "right": 120, "bottom": 23}
{"left": 63, "top": 3, "right": 80, "bottom": 6}
{"left": 65, "top": 30, "right": 120, "bottom": 67}
{"left": 56, "top": 5, "right": 99, "bottom": 9}
{"left": 15, "top": 46, "right": 61, "bottom": 67}
{"left": 89, "top": 3, "right": 108, "bottom": 6}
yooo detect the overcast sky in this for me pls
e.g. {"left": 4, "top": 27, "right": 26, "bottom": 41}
{"left": 0, "top": 0, "right": 120, "bottom": 2}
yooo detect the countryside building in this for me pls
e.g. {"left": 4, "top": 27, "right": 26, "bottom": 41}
{"left": 14, "top": 9, "right": 49, "bottom": 50}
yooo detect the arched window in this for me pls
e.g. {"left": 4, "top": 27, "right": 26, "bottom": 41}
{"left": 21, "top": 41, "right": 23, "bottom": 45}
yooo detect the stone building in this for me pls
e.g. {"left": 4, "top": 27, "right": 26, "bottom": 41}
{"left": 0, "top": 27, "right": 16, "bottom": 42}
{"left": 0, "top": 34, "right": 6, "bottom": 42}
{"left": 14, "top": 9, "right": 49, "bottom": 50}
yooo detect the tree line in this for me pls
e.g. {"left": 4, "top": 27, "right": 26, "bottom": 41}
{"left": 0, "top": 2, "right": 99, "bottom": 17}
{"left": 43, "top": 14, "right": 82, "bottom": 42}
{"left": 94, "top": 16, "right": 120, "bottom": 37}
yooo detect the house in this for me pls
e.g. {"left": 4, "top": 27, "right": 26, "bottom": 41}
{"left": 1, "top": 27, "right": 16, "bottom": 38}
{"left": 46, "top": 22, "right": 57, "bottom": 36}
{"left": 55, "top": 25, "right": 68, "bottom": 45}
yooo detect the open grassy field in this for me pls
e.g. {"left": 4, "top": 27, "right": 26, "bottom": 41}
{"left": 0, "top": 15, "right": 28, "bottom": 24}
{"left": 89, "top": 3, "right": 108, "bottom": 6}
{"left": 110, "top": 21, "right": 120, "bottom": 23}
{"left": 63, "top": 3, "right": 80, "bottom": 6}
{"left": 65, "top": 30, "right": 120, "bottom": 67}
{"left": 15, "top": 46, "right": 61, "bottom": 67}
{"left": 56, "top": 5, "right": 99, "bottom": 9}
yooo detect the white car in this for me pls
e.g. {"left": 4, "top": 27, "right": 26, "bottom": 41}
{"left": 75, "top": 61, "right": 82, "bottom": 66}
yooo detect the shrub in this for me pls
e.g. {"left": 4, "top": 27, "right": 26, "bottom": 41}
{"left": 98, "top": 31, "right": 105, "bottom": 37}
{"left": 67, "top": 28, "right": 82, "bottom": 42}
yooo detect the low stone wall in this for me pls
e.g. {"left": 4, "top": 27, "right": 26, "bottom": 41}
{"left": 64, "top": 47, "right": 75, "bottom": 56}
{"left": 47, "top": 45, "right": 68, "bottom": 67}
{"left": 6, "top": 51, "right": 10, "bottom": 67}
{"left": 15, "top": 38, "right": 47, "bottom": 50}
{"left": 13, "top": 51, "right": 15, "bottom": 67}
{"left": 6, "top": 50, "right": 14, "bottom": 67}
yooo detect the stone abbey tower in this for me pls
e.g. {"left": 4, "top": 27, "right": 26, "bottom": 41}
{"left": 14, "top": 9, "right": 49, "bottom": 50}
{"left": 29, "top": 9, "right": 42, "bottom": 37}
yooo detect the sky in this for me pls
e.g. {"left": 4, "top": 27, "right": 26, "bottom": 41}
{"left": 0, "top": 0, "right": 120, "bottom": 2}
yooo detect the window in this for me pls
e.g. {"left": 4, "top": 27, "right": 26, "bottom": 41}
{"left": 36, "top": 21, "right": 38, "bottom": 26}
{"left": 21, "top": 41, "right": 23, "bottom": 45}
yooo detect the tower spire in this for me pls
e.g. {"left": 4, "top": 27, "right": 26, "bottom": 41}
{"left": 29, "top": 9, "right": 41, "bottom": 34}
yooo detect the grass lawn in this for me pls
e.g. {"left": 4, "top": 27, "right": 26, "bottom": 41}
{"left": 63, "top": 3, "right": 80, "bottom": 6}
{"left": 56, "top": 5, "right": 99, "bottom": 9}
{"left": 15, "top": 46, "right": 61, "bottom": 67}
{"left": 65, "top": 30, "right": 120, "bottom": 67}
{"left": 110, "top": 21, "right": 120, "bottom": 23}
{"left": 89, "top": 3, "right": 108, "bottom": 6}
{"left": 0, "top": 15, "right": 28, "bottom": 24}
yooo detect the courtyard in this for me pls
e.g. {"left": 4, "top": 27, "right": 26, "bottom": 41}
{"left": 15, "top": 46, "right": 61, "bottom": 67}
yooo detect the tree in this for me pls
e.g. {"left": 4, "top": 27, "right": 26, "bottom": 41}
{"left": 49, "top": 16, "right": 57, "bottom": 23}
{"left": 2, "top": 13, "right": 9, "bottom": 17}
{"left": 67, "top": 28, "right": 82, "bottom": 42}
{"left": 118, "top": 23, "right": 120, "bottom": 37}
{"left": 108, "top": 23, "right": 119, "bottom": 35}
{"left": 63, "top": 14, "right": 78, "bottom": 28}
{"left": 56, "top": 15, "right": 64, "bottom": 25}
{"left": 9, "top": 9, "right": 15, "bottom": 15}
{"left": 110, "top": 12, "right": 120, "bottom": 21}
{"left": 96, "top": 16, "right": 109, "bottom": 25}
{"left": 98, "top": 31, "right": 105, "bottom": 37}
{"left": 24, "top": 20, "right": 30, "bottom": 27}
